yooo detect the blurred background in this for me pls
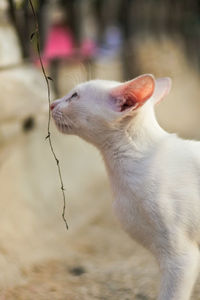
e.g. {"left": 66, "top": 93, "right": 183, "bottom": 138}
{"left": 1, "top": 0, "right": 200, "bottom": 299}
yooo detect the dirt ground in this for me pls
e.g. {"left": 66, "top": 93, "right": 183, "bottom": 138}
{"left": 2, "top": 213, "right": 159, "bottom": 300}
{"left": 2, "top": 37, "right": 200, "bottom": 300}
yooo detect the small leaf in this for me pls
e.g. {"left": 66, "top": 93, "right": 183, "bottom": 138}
{"left": 47, "top": 76, "right": 53, "bottom": 81}
{"left": 30, "top": 32, "right": 35, "bottom": 40}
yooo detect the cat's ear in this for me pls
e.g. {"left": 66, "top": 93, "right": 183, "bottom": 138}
{"left": 152, "top": 77, "right": 172, "bottom": 105}
{"left": 110, "top": 74, "right": 155, "bottom": 112}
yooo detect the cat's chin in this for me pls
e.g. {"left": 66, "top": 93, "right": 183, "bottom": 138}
{"left": 55, "top": 122, "right": 72, "bottom": 134}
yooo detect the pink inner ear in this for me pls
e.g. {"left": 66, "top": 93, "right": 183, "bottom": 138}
{"left": 111, "top": 75, "right": 155, "bottom": 111}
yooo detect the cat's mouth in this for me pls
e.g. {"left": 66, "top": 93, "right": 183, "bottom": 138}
{"left": 52, "top": 110, "right": 74, "bottom": 134}
{"left": 53, "top": 117, "right": 73, "bottom": 133}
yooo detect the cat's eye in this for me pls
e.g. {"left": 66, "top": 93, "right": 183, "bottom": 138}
{"left": 70, "top": 92, "right": 78, "bottom": 99}
{"left": 66, "top": 92, "right": 78, "bottom": 103}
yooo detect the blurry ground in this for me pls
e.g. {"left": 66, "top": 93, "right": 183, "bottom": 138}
{"left": 2, "top": 37, "right": 200, "bottom": 300}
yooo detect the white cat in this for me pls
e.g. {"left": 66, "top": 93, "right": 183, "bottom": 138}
{"left": 51, "top": 74, "right": 200, "bottom": 300}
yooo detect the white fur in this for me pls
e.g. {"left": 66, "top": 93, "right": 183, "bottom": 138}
{"left": 51, "top": 75, "right": 200, "bottom": 300}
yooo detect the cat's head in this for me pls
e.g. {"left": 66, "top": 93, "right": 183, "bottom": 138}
{"left": 51, "top": 74, "right": 171, "bottom": 143}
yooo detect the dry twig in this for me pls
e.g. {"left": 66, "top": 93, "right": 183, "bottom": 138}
{"left": 29, "top": 0, "right": 68, "bottom": 230}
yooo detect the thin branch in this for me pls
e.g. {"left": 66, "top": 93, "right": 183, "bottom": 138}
{"left": 29, "top": 0, "right": 68, "bottom": 230}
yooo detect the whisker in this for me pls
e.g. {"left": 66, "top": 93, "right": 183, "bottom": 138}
{"left": 64, "top": 115, "right": 76, "bottom": 128}
{"left": 79, "top": 61, "right": 88, "bottom": 81}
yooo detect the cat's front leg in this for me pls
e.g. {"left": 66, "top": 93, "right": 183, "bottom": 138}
{"left": 157, "top": 240, "right": 200, "bottom": 300}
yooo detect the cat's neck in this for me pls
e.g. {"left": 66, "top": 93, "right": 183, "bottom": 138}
{"left": 98, "top": 106, "right": 169, "bottom": 165}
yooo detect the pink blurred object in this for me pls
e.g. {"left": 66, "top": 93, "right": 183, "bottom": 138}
{"left": 43, "top": 24, "right": 75, "bottom": 60}
{"left": 81, "top": 39, "right": 96, "bottom": 58}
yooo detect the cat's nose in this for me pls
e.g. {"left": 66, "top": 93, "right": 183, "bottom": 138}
{"left": 50, "top": 102, "right": 57, "bottom": 111}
